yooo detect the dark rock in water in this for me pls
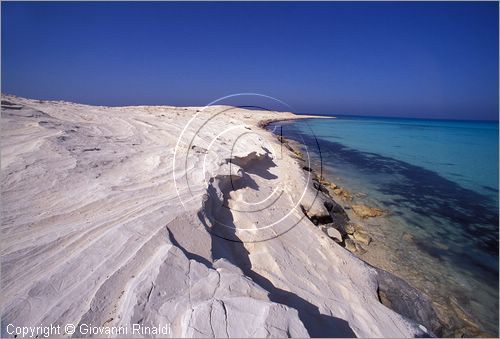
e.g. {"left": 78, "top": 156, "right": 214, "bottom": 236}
{"left": 313, "top": 181, "right": 329, "bottom": 194}
{"left": 375, "top": 268, "right": 442, "bottom": 337}
{"left": 302, "top": 166, "right": 312, "bottom": 172}
{"left": 323, "top": 200, "right": 350, "bottom": 233}
{"left": 310, "top": 214, "right": 332, "bottom": 226}
{"left": 324, "top": 200, "right": 344, "bottom": 214}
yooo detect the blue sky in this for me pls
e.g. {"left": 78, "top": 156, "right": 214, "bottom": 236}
{"left": 1, "top": 1, "right": 498, "bottom": 120}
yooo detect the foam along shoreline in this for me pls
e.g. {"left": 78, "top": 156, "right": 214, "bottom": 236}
{"left": 2, "top": 95, "right": 431, "bottom": 337}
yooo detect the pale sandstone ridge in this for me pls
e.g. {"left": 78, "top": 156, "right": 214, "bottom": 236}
{"left": 1, "top": 95, "right": 427, "bottom": 337}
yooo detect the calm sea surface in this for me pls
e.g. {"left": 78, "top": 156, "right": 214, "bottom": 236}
{"left": 269, "top": 116, "right": 499, "bottom": 335}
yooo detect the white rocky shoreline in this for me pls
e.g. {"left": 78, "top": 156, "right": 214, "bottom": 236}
{"left": 1, "top": 95, "right": 435, "bottom": 338}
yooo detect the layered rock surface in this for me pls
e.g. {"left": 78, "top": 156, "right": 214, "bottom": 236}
{"left": 1, "top": 95, "right": 428, "bottom": 337}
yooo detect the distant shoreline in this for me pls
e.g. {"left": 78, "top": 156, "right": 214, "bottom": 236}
{"left": 257, "top": 114, "right": 335, "bottom": 129}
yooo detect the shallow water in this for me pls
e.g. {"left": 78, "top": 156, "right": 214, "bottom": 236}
{"left": 268, "top": 116, "right": 499, "bottom": 336}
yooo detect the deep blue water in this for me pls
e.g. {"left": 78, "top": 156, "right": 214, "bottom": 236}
{"left": 268, "top": 116, "right": 499, "bottom": 335}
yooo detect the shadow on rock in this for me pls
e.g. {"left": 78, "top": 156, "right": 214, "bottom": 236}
{"left": 198, "top": 151, "right": 357, "bottom": 338}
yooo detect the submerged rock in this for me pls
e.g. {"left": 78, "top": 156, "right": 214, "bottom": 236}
{"left": 344, "top": 238, "right": 357, "bottom": 252}
{"left": 375, "top": 268, "right": 442, "bottom": 336}
{"left": 327, "top": 181, "right": 338, "bottom": 190}
{"left": 345, "top": 222, "right": 357, "bottom": 235}
{"left": 354, "top": 242, "right": 367, "bottom": 254}
{"left": 353, "top": 230, "right": 372, "bottom": 245}
{"left": 402, "top": 232, "right": 414, "bottom": 242}
{"left": 352, "top": 204, "right": 384, "bottom": 218}
{"left": 292, "top": 149, "right": 303, "bottom": 159}
{"left": 452, "top": 325, "right": 492, "bottom": 338}
{"left": 332, "top": 187, "right": 352, "bottom": 201}
{"left": 318, "top": 178, "right": 337, "bottom": 190}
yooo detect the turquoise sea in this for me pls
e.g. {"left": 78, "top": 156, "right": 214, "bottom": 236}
{"left": 269, "top": 116, "right": 499, "bottom": 336}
